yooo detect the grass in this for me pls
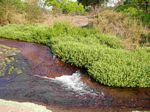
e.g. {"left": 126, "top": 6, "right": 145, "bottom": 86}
{"left": 0, "top": 23, "right": 149, "bottom": 87}
{"left": 92, "top": 10, "right": 149, "bottom": 49}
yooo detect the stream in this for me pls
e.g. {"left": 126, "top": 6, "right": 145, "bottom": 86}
{"left": 0, "top": 39, "right": 150, "bottom": 112}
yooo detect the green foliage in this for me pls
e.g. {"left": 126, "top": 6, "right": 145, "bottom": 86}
{"left": 140, "top": 13, "right": 150, "bottom": 27}
{"left": 49, "top": 23, "right": 123, "bottom": 49}
{"left": 0, "top": 23, "right": 149, "bottom": 87}
{"left": 77, "top": 0, "right": 108, "bottom": 6}
{"left": 116, "top": 6, "right": 142, "bottom": 17}
{"left": 88, "top": 48, "right": 150, "bottom": 87}
{"left": 63, "top": 2, "right": 84, "bottom": 14}
{"left": 116, "top": 0, "right": 150, "bottom": 27}
{"left": 124, "top": 0, "right": 150, "bottom": 12}
{"left": 0, "top": 24, "right": 50, "bottom": 43}
{"left": 51, "top": 42, "right": 125, "bottom": 68}
{"left": 46, "top": 0, "right": 85, "bottom": 14}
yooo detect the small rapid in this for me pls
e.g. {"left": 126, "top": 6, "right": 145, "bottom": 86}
{"left": 35, "top": 71, "right": 102, "bottom": 96}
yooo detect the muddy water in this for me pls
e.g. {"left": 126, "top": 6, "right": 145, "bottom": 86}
{"left": 0, "top": 39, "right": 150, "bottom": 112}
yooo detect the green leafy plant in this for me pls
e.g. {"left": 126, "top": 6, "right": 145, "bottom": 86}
{"left": 46, "top": 0, "right": 85, "bottom": 14}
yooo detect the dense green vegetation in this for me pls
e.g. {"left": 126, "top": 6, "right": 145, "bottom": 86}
{"left": 89, "top": 48, "right": 150, "bottom": 87}
{"left": 45, "top": 0, "right": 85, "bottom": 14}
{"left": 77, "top": 0, "right": 108, "bottom": 6}
{"left": 0, "top": 23, "right": 149, "bottom": 87}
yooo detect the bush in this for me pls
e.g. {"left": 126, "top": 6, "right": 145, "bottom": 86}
{"left": 23, "top": 1, "right": 45, "bottom": 23}
{"left": 0, "top": 0, "right": 26, "bottom": 24}
{"left": 51, "top": 41, "right": 126, "bottom": 67}
{"left": 46, "top": 0, "right": 85, "bottom": 14}
{"left": 49, "top": 23, "right": 123, "bottom": 49}
{"left": 140, "top": 13, "right": 150, "bottom": 27}
{"left": 116, "top": 5, "right": 142, "bottom": 17}
{"left": 0, "top": 0, "right": 45, "bottom": 25}
{"left": 0, "top": 24, "right": 50, "bottom": 43}
{"left": 88, "top": 48, "right": 150, "bottom": 87}
{"left": 62, "top": 2, "right": 85, "bottom": 14}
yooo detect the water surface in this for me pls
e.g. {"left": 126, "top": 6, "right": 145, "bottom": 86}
{"left": 0, "top": 39, "right": 149, "bottom": 112}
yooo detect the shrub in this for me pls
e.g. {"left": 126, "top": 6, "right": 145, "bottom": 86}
{"left": 0, "top": 0, "right": 45, "bottom": 25}
{"left": 88, "top": 48, "right": 150, "bottom": 87}
{"left": 140, "top": 13, "right": 150, "bottom": 27}
{"left": 0, "top": 0, "right": 26, "bottom": 25}
{"left": 23, "top": 1, "right": 45, "bottom": 23}
{"left": 51, "top": 41, "right": 126, "bottom": 67}
{"left": 0, "top": 24, "right": 51, "bottom": 43}
{"left": 49, "top": 23, "right": 123, "bottom": 49}
{"left": 46, "top": 0, "right": 85, "bottom": 14}
{"left": 115, "top": 5, "right": 142, "bottom": 17}
{"left": 116, "top": 4, "right": 150, "bottom": 27}
{"left": 62, "top": 2, "right": 85, "bottom": 14}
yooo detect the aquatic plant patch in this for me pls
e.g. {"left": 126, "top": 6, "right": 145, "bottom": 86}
{"left": 0, "top": 44, "right": 26, "bottom": 83}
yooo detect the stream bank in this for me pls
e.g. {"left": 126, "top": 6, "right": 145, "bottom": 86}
{"left": 0, "top": 39, "right": 149, "bottom": 112}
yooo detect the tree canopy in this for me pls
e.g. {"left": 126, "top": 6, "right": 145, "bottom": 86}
{"left": 124, "top": 0, "right": 150, "bottom": 13}
{"left": 77, "top": 0, "right": 108, "bottom": 6}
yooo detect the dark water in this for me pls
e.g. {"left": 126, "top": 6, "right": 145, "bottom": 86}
{"left": 0, "top": 39, "right": 150, "bottom": 112}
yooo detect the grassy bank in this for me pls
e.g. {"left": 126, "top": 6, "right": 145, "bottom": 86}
{"left": 0, "top": 23, "right": 149, "bottom": 87}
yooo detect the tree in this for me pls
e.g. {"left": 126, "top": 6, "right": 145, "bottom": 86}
{"left": 77, "top": 0, "right": 108, "bottom": 6}
{"left": 124, "top": 0, "right": 150, "bottom": 13}
{"left": 45, "top": 0, "right": 85, "bottom": 14}
{"left": 77, "top": 0, "right": 108, "bottom": 12}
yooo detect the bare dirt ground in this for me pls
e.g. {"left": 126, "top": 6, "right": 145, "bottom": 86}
{"left": 42, "top": 15, "right": 89, "bottom": 27}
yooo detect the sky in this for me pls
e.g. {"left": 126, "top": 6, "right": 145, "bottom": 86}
{"left": 107, "top": 0, "right": 121, "bottom": 7}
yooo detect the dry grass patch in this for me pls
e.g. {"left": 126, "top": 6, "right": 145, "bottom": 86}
{"left": 92, "top": 10, "right": 149, "bottom": 49}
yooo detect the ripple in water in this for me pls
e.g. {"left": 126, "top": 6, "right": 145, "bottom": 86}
{"left": 35, "top": 71, "right": 103, "bottom": 96}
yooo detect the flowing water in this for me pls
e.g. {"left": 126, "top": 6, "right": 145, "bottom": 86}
{"left": 0, "top": 39, "right": 150, "bottom": 112}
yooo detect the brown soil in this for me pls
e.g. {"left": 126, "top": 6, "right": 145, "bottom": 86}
{"left": 42, "top": 15, "right": 89, "bottom": 27}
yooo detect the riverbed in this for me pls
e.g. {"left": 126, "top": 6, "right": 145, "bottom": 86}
{"left": 0, "top": 39, "right": 149, "bottom": 112}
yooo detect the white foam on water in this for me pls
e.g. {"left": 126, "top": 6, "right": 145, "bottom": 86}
{"left": 54, "top": 71, "right": 92, "bottom": 94}
{"left": 35, "top": 71, "right": 102, "bottom": 96}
